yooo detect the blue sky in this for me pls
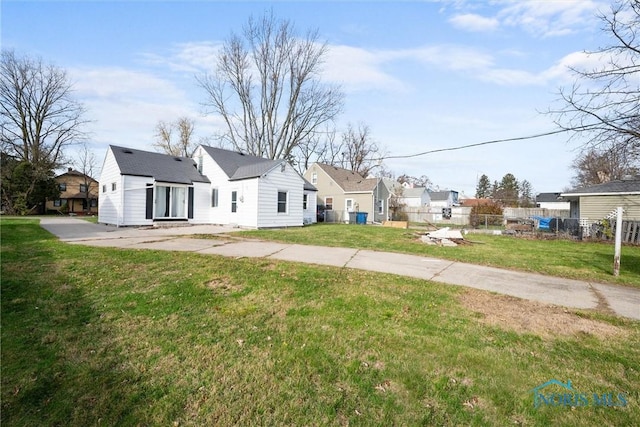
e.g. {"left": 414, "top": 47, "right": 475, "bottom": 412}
{"left": 3, "top": 0, "right": 611, "bottom": 195}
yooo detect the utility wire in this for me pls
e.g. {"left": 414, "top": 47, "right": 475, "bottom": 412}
{"left": 376, "top": 128, "right": 570, "bottom": 161}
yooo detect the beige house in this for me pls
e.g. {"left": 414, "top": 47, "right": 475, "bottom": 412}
{"left": 304, "top": 163, "right": 384, "bottom": 223}
{"left": 561, "top": 176, "right": 640, "bottom": 221}
{"left": 46, "top": 168, "right": 99, "bottom": 215}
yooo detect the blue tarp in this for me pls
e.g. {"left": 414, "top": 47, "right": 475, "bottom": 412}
{"left": 532, "top": 216, "right": 552, "bottom": 230}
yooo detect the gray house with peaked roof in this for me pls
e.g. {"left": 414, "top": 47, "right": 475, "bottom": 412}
{"left": 98, "top": 144, "right": 312, "bottom": 228}
{"left": 303, "top": 163, "right": 389, "bottom": 223}
{"left": 560, "top": 176, "right": 640, "bottom": 221}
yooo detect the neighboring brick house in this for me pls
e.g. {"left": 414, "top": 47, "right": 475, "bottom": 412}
{"left": 46, "top": 168, "right": 99, "bottom": 215}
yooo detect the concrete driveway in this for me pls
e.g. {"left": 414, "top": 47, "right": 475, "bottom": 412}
{"left": 39, "top": 217, "right": 640, "bottom": 321}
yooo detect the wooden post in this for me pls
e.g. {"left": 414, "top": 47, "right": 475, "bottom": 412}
{"left": 613, "top": 207, "right": 623, "bottom": 276}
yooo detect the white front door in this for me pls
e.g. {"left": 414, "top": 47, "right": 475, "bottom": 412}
{"left": 345, "top": 199, "right": 354, "bottom": 212}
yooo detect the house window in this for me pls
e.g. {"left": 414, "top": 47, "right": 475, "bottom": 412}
{"left": 303, "top": 194, "right": 308, "bottom": 210}
{"left": 231, "top": 191, "right": 237, "bottom": 213}
{"left": 311, "top": 172, "right": 317, "bottom": 185}
{"left": 59, "top": 183, "right": 66, "bottom": 191}
{"left": 377, "top": 199, "right": 384, "bottom": 214}
{"left": 198, "top": 155, "right": 203, "bottom": 173}
{"left": 111, "top": 182, "right": 117, "bottom": 191}
{"left": 90, "top": 199, "right": 98, "bottom": 207}
{"left": 325, "top": 197, "right": 333, "bottom": 211}
{"left": 211, "top": 188, "right": 219, "bottom": 207}
{"left": 154, "top": 185, "right": 186, "bottom": 218}
{"left": 102, "top": 185, "right": 106, "bottom": 193}
{"left": 79, "top": 184, "right": 88, "bottom": 193}
{"left": 54, "top": 199, "right": 62, "bottom": 207}
{"left": 277, "top": 191, "right": 287, "bottom": 213}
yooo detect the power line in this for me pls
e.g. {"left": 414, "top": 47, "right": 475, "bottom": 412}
{"left": 376, "top": 128, "right": 570, "bottom": 161}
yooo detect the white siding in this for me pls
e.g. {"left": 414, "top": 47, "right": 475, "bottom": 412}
{"left": 303, "top": 190, "right": 318, "bottom": 224}
{"left": 98, "top": 148, "right": 122, "bottom": 226}
{"left": 191, "top": 182, "right": 211, "bottom": 224}
{"left": 257, "top": 163, "right": 304, "bottom": 228}
{"left": 122, "top": 175, "right": 154, "bottom": 226}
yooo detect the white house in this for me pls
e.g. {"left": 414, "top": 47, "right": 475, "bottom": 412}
{"left": 398, "top": 187, "right": 430, "bottom": 208}
{"left": 535, "top": 192, "right": 570, "bottom": 210}
{"left": 428, "top": 190, "right": 459, "bottom": 208}
{"left": 196, "top": 145, "right": 308, "bottom": 228}
{"left": 98, "top": 144, "right": 313, "bottom": 228}
{"left": 98, "top": 145, "right": 211, "bottom": 227}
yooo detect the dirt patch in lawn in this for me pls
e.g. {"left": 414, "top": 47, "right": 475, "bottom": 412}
{"left": 459, "top": 288, "right": 625, "bottom": 339}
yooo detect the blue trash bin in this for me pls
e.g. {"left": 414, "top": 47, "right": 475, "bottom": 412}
{"left": 356, "top": 212, "right": 367, "bottom": 224}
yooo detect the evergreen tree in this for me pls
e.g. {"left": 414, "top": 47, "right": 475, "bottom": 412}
{"left": 475, "top": 174, "right": 491, "bottom": 198}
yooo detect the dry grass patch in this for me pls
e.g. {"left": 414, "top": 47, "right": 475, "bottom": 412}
{"left": 459, "top": 288, "right": 626, "bottom": 339}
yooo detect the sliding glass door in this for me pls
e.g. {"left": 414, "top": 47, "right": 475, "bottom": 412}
{"left": 154, "top": 185, "right": 186, "bottom": 219}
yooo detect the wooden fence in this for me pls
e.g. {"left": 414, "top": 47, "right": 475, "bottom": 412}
{"left": 616, "top": 220, "right": 640, "bottom": 244}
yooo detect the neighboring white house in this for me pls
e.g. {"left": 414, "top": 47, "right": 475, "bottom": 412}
{"left": 398, "top": 187, "right": 430, "bottom": 208}
{"left": 99, "top": 144, "right": 312, "bottom": 228}
{"left": 428, "top": 190, "right": 459, "bottom": 208}
{"left": 536, "top": 192, "right": 570, "bottom": 210}
{"left": 303, "top": 179, "right": 318, "bottom": 225}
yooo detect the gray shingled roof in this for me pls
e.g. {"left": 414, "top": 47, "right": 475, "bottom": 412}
{"left": 562, "top": 177, "right": 640, "bottom": 196}
{"left": 303, "top": 178, "right": 317, "bottom": 192}
{"left": 402, "top": 187, "right": 428, "bottom": 198}
{"left": 316, "top": 163, "right": 378, "bottom": 192}
{"left": 200, "top": 145, "right": 282, "bottom": 180}
{"left": 536, "top": 192, "right": 563, "bottom": 202}
{"left": 428, "top": 191, "right": 451, "bottom": 201}
{"left": 110, "top": 145, "right": 210, "bottom": 184}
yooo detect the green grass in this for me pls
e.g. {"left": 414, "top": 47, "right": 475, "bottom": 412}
{"left": 2, "top": 218, "right": 640, "bottom": 426}
{"left": 235, "top": 224, "right": 640, "bottom": 287}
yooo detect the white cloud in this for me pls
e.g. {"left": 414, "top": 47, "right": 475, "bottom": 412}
{"left": 497, "top": 0, "right": 604, "bottom": 38}
{"left": 322, "top": 45, "right": 406, "bottom": 92}
{"left": 68, "top": 66, "right": 224, "bottom": 151}
{"left": 141, "top": 41, "right": 222, "bottom": 73}
{"left": 449, "top": 13, "right": 499, "bottom": 32}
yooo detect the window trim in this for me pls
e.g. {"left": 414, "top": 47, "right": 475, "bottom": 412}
{"left": 311, "top": 172, "right": 317, "bottom": 185}
{"left": 324, "top": 197, "right": 333, "bottom": 211}
{"left": 303, "top": 194, "right": 308, "bottom": 210}
{"left": 211, "top": 188, "right": 219, "bottom": 208}
{"left": 111, "top": 182, "right": 117, "bottom": 191}
{"left": 231, "top": 191, "right": 237, "bottom": 213}
{"left": 79, "top": 184, "right": 88, "bottom": 193}
{"left": 277, "top": 191, "right": 288, "bottom": 214}
{"left": 59, "top": 183, "right": 67, "bottom": 191}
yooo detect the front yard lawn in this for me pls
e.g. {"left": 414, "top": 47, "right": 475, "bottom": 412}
{"left": 236, "top": 224, "right": 640, "bottom": 287}
{"left": 2, "top": 218, "right": 639, "bottom": 426}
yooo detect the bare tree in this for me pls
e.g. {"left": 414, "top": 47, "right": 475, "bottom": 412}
{"left": 1, "top": 49, "right": 87, "bottom": 171}
{"left": 197, "top": 11, "right": 343, "bottom": 160}
{"left": 571, "top": 145, "right": 638, "bottom": 187}
{"left": 315, "top": 122, "right": 385, "bottom": 177}
{"left": 397, "top": 174, "right": 432, "bottom": 188}
{"left": 337, "top": 123, "right": 385, "bottom": 177}
{"left": 550, "top": 0, "right": 640, "bottom": 158}
{"left": 73, "top": 143, "right": 99, "bottom": 213}
{"left": 153, "top": 117, "right": 197, "bottom": 157}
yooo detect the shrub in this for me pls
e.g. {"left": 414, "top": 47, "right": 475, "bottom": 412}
{"left": 470, "top": 202, "right": 504, "bottom": 228}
